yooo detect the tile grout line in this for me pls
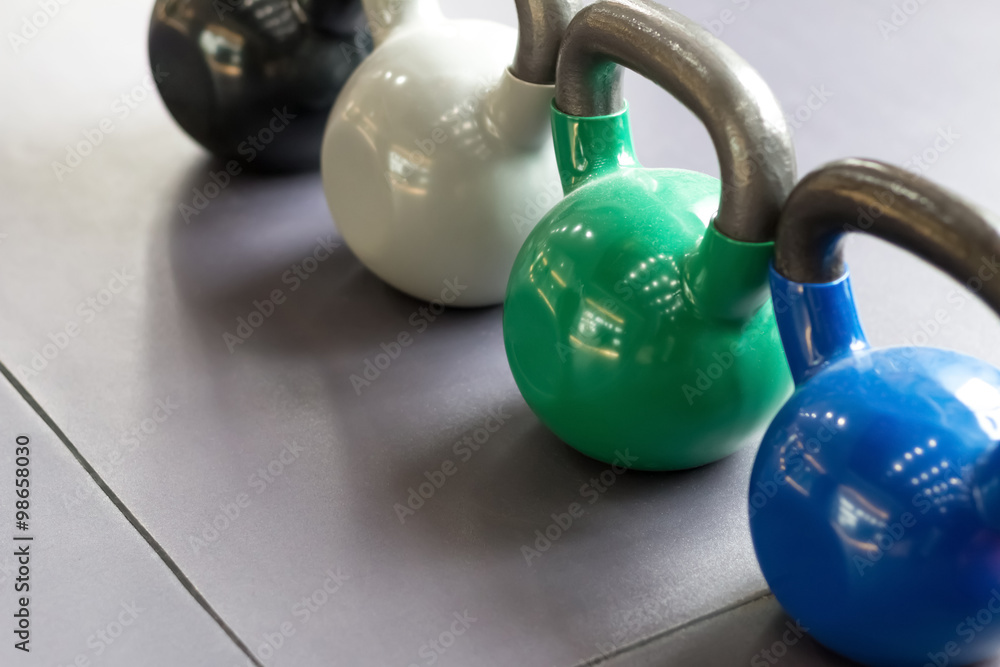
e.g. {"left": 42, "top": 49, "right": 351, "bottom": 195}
{"left": 578, "top": 589, "right": 774, "bottom": 667}
{"left": 0, "top": 361, "right": 265, "bottom": 667}
{"left": 0, "top": 359, "right": 773, "bottom": 667}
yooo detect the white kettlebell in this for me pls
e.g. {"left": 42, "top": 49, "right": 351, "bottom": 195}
{"left": 321, "top": 0, "right": 578, "bottom": 306}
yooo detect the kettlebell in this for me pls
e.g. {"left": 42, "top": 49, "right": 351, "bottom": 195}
{"left": 321, "top": 0, "right": 578, "bottom": 306}
{"left": 149, "top": 0, "right": 370, "bottom": 172}
{"left": 502, "top": 0, "right": 796, "bottom": 471}
{"left": 750, "top": 159, "right": 1000, "bottom": 667}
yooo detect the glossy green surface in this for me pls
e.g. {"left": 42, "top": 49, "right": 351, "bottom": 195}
{"left": 502, "top": 105, "right": 793, "bottom": 470}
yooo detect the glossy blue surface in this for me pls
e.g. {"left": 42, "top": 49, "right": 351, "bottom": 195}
{"left": 750, "top": 266, "right": 1000, "bottom": 667}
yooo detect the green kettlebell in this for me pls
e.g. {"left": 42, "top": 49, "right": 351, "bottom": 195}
{"left": 502, "top": 0, "right": 797, "bottom": 471}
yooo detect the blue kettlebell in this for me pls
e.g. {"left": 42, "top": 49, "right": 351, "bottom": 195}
{"left": 750, "top": 158, "right": 1000, "bottom": 666}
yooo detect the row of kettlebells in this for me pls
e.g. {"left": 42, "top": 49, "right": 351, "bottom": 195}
{"left": 149, "top": 1, "right": 1000, "bottom": 666}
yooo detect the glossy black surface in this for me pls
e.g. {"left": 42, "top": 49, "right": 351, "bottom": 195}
{"left": 149, "top": 0, "right": 369, "bottom": 171}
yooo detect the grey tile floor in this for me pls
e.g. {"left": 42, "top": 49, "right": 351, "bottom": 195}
{"left": 1, "top": 0, "right": 999, "bottom": 665}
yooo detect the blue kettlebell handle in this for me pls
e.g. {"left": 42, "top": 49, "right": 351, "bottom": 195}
{"left": 769, "top": 158, "right": 1000, "bottom": 385}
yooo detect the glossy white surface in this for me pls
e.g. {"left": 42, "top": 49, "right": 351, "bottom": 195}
{"left": 322, "top": 7, "right": 560, "bottom": 307}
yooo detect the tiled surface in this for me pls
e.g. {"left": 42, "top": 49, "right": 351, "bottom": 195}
{"left": 599, "top": 595, "right": 861, "bottom": 667}
{"left": 600, "top": 595, "right": 1000, "bottom": 667}
{"left": 0, "top": 0, "right": 998, "bottom": 665}
{"left": 0, "top": 374, "right": 247, "bottom": 665}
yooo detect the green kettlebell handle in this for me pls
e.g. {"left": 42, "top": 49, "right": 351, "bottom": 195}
{"left": 554, "top": 0, "right": 796, "bottom": 243}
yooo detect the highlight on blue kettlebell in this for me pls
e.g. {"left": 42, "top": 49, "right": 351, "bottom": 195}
{"left": 749, "top": 158, "right": 1000, "bottom": 667}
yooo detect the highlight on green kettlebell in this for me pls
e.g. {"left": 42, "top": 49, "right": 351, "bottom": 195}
{"left": 502, "top": 0, "right": 798, "bottom": 471}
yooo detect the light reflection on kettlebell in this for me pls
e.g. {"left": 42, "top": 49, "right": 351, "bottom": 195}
{"left": 321, "top": 0, "right": 579, "bottom": 307}
{"left": 750, "top": 158, "right": 1000, "bottom": 667}
{"left": 502, "top": 0, "right": 797, "bottom": 471}
{"left": 149, "top": 0, "right": 370, "bottom": 171}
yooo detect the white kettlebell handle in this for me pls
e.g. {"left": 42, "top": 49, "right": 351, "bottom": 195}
{"left": 363, "top": 0, "right": 579, "bottom": 77}
{"left": 512, "top": 0, "right": 580, "bottom": 85}
{"left": 362, "top": 0, "right": 443, "bottom": 47}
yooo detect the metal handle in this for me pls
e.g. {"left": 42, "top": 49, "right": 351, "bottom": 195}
{"left": 554, "top": 0, "right": 795, "bottom": 243}
{"left": 361, "top": 0, "right": 442, "bottom": 46}
{"left": 511, "top": 0, "right": 580, "bottom": 85}
{"left": 774, "top": 158, "right": 1000, "bottom": 317}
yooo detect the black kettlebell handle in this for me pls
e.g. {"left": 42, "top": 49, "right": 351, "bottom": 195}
{"left": 774, "top": 158, "right": 1000, "bottom": 317}
{"left": 303, "top": 0, "right": 366, "bottom": 34}
{"left": 554, "top": 0, "right": 796, "bottom": 243}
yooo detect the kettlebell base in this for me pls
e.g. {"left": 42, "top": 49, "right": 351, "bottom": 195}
{"left": 751, "top": 345, "right": 1000, "bottom": 667}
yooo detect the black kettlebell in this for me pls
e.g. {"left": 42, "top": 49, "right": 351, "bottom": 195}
{"left": 149, "top": 0, "right": 370, "bottom": 172}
